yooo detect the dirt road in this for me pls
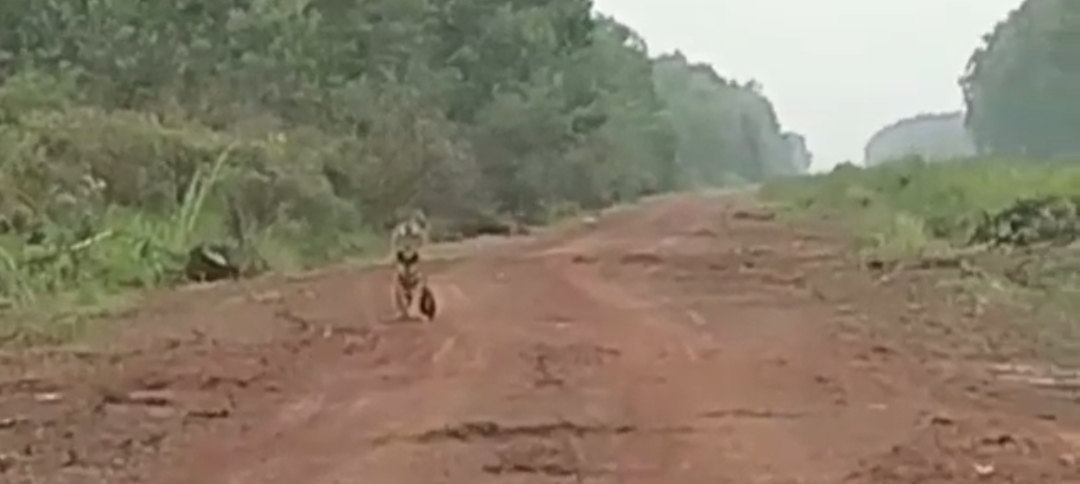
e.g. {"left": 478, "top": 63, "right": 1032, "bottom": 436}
{"left": 3, "top": 193, "right": 1079, "bottom": 483}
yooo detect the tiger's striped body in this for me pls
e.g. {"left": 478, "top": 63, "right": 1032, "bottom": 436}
{"left": 390, "top": 210, "right": 436, "bottom": 321}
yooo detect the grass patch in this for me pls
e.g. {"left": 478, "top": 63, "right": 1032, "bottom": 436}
{"left": 761, "top": 156, "right": 1080, "bottom": 361}
{"left": 0, "top": 106, "right": 385, "bottom": 345}
{"left": 762, "top": 158, "right": 1080, "bottom": 253}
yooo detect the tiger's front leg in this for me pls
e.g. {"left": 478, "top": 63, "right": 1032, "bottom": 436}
{"left": 392, "top": 276, "right": 414, "bottom": 320}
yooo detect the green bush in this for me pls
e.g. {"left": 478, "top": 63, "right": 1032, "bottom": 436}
{"left": 761, "top": 157, "right": 1080, "bottom": 250}
{"left": 0, "top": 101, "right": 376, "bottom": 308}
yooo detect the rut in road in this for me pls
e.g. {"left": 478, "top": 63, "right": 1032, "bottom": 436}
{"left": 145, "top": 194, "right": 1077, "bottom": 484}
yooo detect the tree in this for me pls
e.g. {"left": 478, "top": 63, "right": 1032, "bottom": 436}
{"left": 0, "top": 0, "right": 807, "bottom": 298}
{"left": 961, "top": 0, "right": 1080, "bottom": 157}
{"left": 864, "top": 112, "right": 976, "bottom": 165}
{"left": 652, "top": 52, "right": 808, "bottom": 186}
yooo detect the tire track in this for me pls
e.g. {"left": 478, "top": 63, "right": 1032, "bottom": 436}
{"left": 139, "top": 193, "right": 1080, "bottom": 484}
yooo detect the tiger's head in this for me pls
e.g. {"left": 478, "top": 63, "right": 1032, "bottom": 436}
{"left": 392, "top": 208, "right": 428, "bottom": 254}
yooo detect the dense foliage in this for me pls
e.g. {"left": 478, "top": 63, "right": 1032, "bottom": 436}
{"left": 0, "top": 0, "right": 804, "bottom": 308}
{"left": 653, "top": 52, "right": 806, "bottom": 186}
{"left": 863, "top": 112, "right": 975, "bottom": 165}
{"left": 961, "top": 0, "right": 1080, "bottom": 158}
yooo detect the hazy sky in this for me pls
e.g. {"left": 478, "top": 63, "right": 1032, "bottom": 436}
{"left": 592, "top": 0, "right": 1023, "bottom": 171}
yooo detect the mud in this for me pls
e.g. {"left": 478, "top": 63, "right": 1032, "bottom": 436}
{"left": 1, "top": 193, "right": 1078, "bottom": 483}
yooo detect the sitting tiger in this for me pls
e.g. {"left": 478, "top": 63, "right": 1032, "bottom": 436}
{"left": 389, "top": 209, "right": 437, "bottom": 321}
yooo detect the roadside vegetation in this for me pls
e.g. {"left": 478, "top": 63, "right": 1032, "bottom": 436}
{"left": 0, "top": 0, "right": 808, "bottom": 342}
{"left": 762, "top": 157, "right": 1080, "bottom": 361}
{"left": 762, "top": 158, "right": 1080, "bottom": 257}
{"left": 762, "top": 0, "right": 1080, "bottom": 362}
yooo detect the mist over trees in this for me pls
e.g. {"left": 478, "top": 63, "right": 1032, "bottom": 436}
{"left": 783, "top": 133, "right": 812, "bottom": 172}
{"left": 864, "top": 0, "right": 1079, "bottom": 166}
{"left": 652, "top": 52, "right": 810, "bottom": 186}
{"left": 863, "top": 112, "right": 976, "bottom": 165}
{"left": 961, "top": 0, "right": 1080, "bottom": 158}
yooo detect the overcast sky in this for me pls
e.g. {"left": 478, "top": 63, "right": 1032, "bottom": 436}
{"left": 591, "top": 0, "right": 1023, "bottom": 171}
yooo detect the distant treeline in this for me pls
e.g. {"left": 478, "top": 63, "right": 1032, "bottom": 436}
{"left": 865, "top": 0, "right": 1080, "bottom": 164}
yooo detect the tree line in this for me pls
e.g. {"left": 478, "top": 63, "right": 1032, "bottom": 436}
{"left": 961, "top": 0, "right": 1080, "bottom": 158}
{"left": 863, "top": 112, "right": 975, "bottom": 165}
{"left": 653, "top": 52, "right": 809, "bottom": 186}
{"left": 860, "top": 0, "right": 1077, "bottom": 164}
{"left": 0, "top": 0, "right": 807, "bottom": 300}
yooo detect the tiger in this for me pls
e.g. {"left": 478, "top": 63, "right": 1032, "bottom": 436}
{"left": 389, "top": 209, "right": 437, "bottom": 321}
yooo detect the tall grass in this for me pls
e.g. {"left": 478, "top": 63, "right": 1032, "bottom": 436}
{"left": 761, "top": 157, "right": 1080, "bottom": 253}
{"left": 0, "top": 143, "right": 237, "bottom": 342}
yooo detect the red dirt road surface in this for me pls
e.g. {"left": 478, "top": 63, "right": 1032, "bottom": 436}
{"left": 3, "top": 192, "right": 1080, "bottom": 483}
